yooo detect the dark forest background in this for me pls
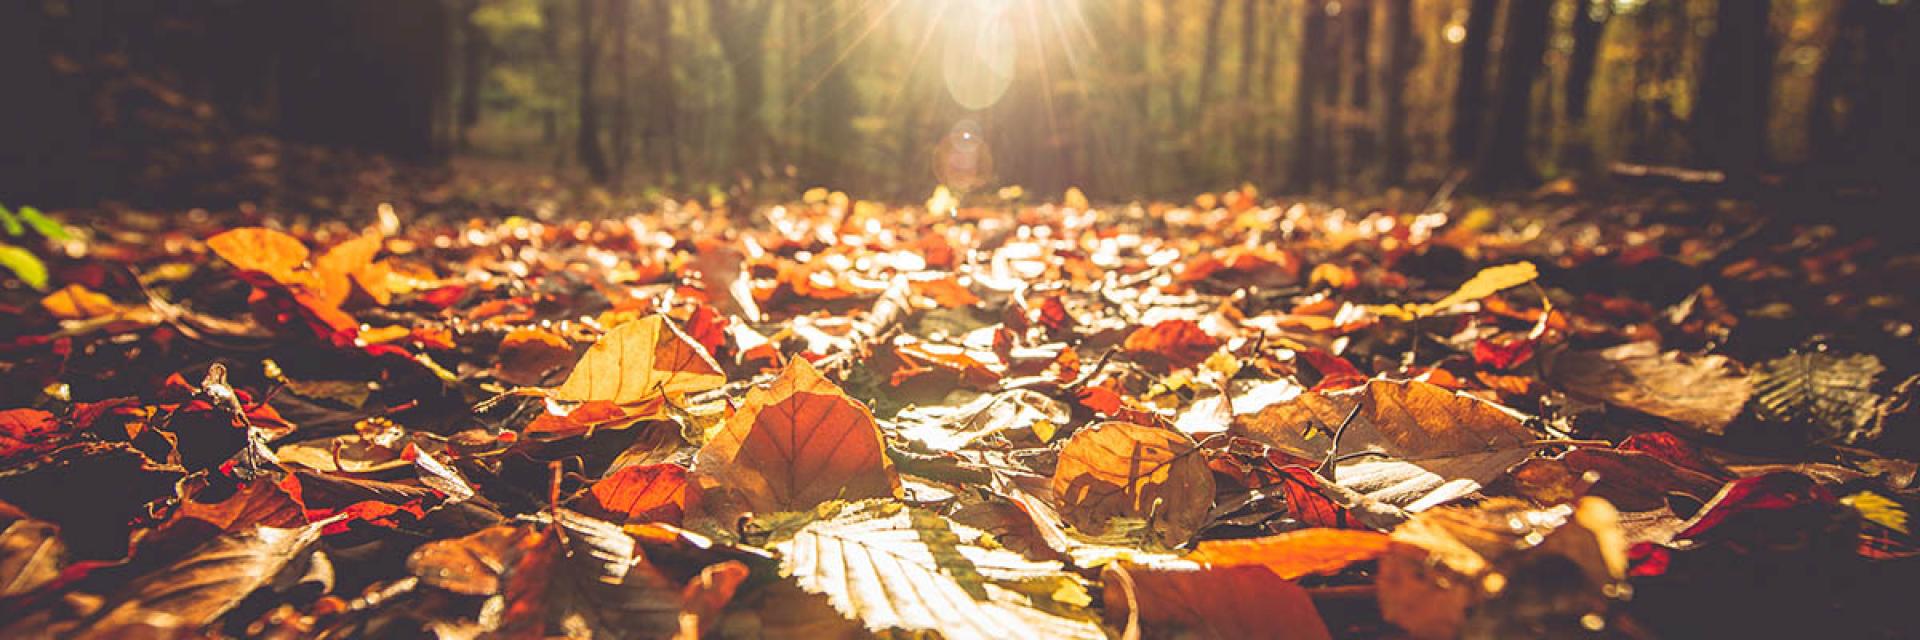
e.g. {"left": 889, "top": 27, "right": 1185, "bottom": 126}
{"left": 3, "top": 0, "right": 1918, "bottom": 210}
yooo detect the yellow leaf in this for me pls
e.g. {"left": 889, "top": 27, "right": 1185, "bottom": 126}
{"left": 1063, "top": 186, "right": 1090, "bottom": 210}
{"left": 206, "top": 228, "right": 309, "bottom": 285}
{"left": 553, "top": 315, "right": 727, "bottom": 405}
{"left": 1424, "top": 261, "right": 1538, "bottom": 315}
{"left": 1843, "top": 491, "right": 1909, "bottom": 534}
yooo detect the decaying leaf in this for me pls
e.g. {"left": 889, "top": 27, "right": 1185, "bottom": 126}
{"left": 776, "top": 500, "right": 1105, "bottom": 640}
{"left": 1103, "top": 559, "right": 1333, "bottom": 640}
{"left": 496, "top": 326, "right": 577, "bottom": 386}
{"left": 1123, "top": 319, "right": 1223, "bottom": 370}
{"left": 0, "top": 518, "right": 65, "bottom": 597}
{"left": 554, "top": 314, "right": 727, "bottom": 405}
{"left": 1750, "top": 350, "right": 1884, "bottom": 443}
{"left": 1378, "top": 497, "right": 1628, "bottom": 639}
{"left": 695, "top": 357, "right": 901, "bottom": 514}
{"left": 1550, "top": 342, "right": 1753, "bottom": 434}
{"left": 1236, "top": 379, "right": 1545, "bottom": 511}
{"left": 1052, "top": 421, "right": 1215, "bottom": 545}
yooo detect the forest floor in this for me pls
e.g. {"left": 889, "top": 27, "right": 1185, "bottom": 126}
{"left": 3, "top": 171, "right": 1920, "bottom": 639}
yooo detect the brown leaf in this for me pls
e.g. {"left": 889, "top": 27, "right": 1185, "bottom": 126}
{"left": 1550, "top": 342, "right": 1752, "bottom": 434}
{"left": 554, "top": 315, "right": 727, "bottom": 405}
{"left": 0, "top": 519, "right": 65, "bottom": 597}
{"left": 45, "top": 521, "right": 328, "bottom": 638}
{"left": 523, "top": 400, "right": 655, "bottom": 441}
{"left": 1188, "top": 528, "right": 1391, "bottom": 579}
{"left": 695, "top": 357, "right": 900, "bottom": 513}
{"left": 1123, "top": 319, "right": 1222, "bottom": 370}
{"left": 1236, "top": 379, "right": 1544, "bottom": 511}
{"left": 496, "top": 327, "right": 575, "bottom": 386}
{"left": 570, "top": 463, "right": 699, "bottom": 525}
{"left": 1500, "top": 447, "right": 1726, "bottom": 512}
{"left": 206, "top": 227, "right": 309, "bottom": 285}
{"left": 1378, "top": 497, "right": 1628, "bottom": 639}
{"left": 1052, "top": 421, "right": 1215, "bottom": 545}
{"left": 1103, "top": 560, "right": 1332, "bottom": 640}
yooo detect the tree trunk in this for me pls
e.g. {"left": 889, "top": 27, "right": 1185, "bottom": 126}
{"left": 709, "top": 0, "right": 772, "bottom": 179}
{"left": 1450, "top": 0, "right": 1497, "bottom": 165}
{"left": 456, "top": 0, "right": 487, "bottom": 152}
{"left": 1378, "top": 0, "right": 1413, "bottom": 186}
{"left": 1344, "top": 0, "right": 1374, "bottom": 188}
{"left": 1237, "top": 0, "right": 1261, "bottom": 179}
{"left": 1692, "top": 0, "right": 1772, "bottom": 191}
{"left": 1470, "top": 0, "right": 1551, "bottom": 191}
{"left": 1565, "top": 0, "right": 1608, "bottom": 123}
{"left": 609, "top": 0, "right": 632, "bottom": 189}
{"left": 1288, "top": 1, "right": 1327, "bottom": 192}
{"left": 576, "top": 0, "right": 610, "bottom": 184}
{"left": 644, "top": 0, "right": 682, "bottom": 183}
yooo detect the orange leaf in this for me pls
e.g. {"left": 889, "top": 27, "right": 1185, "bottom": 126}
{"left": 39, "top": 284, "right": 117, "bottom": 320}
{"left": 1051, "top": 421, "right": 1214, "bottom": 544}
{"left": 523, "top": 400, "right": 651, "bottom": 441}
{"left": 554, "top": 315, "right": 727, "bottom": 405}
{"left": 207, "top": 227, "right": 309, "bottom": 285}
{"left": 571, "top": 464, "right": 699, "bottom": 525}
{"left": 311, "top": 233, "right": 391, "bottom": 306}
{"left": 1188, "top": 528, "right": 1391, "bottom": 579}
{"left": 908, "top": 275, "right": 980, "bottom": 308}
{"left": 695, "top": 357, "right": 900, "bottom": 514}
{"left": 1123, "top": 319, "right": 1221, "bottom": 370}
{"left": 1103, "top": 561, "right": 1331, "bottom": 640}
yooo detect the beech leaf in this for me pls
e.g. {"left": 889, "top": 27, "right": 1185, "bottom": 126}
{"left": 554, "top": 314, "right": 727, "bottom": 404}
{"left": 1051, "top": 421, "right": 1216, "bottom": 545}
{"left": 695, "top": 357, "right": 901, "bottom": 514}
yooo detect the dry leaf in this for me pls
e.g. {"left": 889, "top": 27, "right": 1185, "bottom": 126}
{"left": 570, "top": 463, "right": 699, "bottom": 525}
{"left": 40, "top": 284, "right": 117, "bottom": 320}
{"left": 1551, "top": 342, "right": 1753, "bottom": 434}
{"left": 776, "top": 501, "right": 1104, "bottom": 640}
{"left": 554, "top": 315, "right": 727, "bottom": 405}
{"left": 1103, "top": 559, "right": 1333, "bottom": 640}
{"left": 1236, "top": 379, "right": 1544, "bottom": 511}
{"left": 1052, "top": 421, "right": 1215, "bottom": 545}
{"left": 1378, "top": 497, "right": 1628, "bottom": 639}
{"left": 310, "top": 232, "right": 390, "bottom": 306}
{"left": 497, "top": 327, "right": 576, "bottom": 386}
{"left": 1123, "top": 319, "right": 1223, "bottom": 370}
{"left": 1188, "top": 528, "right": 1392, "bottom": 579}
{"left": 0, "top": 519, "right": 65, "bottom": 597}
{"left": 206, "top": 227, "right": 309, "bottom": 285}
{"left": 695, "top": 357, "right": 900, "bottom": 513}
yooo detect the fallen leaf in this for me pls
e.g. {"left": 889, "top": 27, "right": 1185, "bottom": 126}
{"left": 0, "top": 518, "right": 65, "bottom": 597}
{"left": 1236, "top": 379, "right": 1545, "bottom": 511}
{"left": 1550, "top": 342, "right": 1752, "bottom": 434}
{"left": 206, "top": 227, "right": 309, "bottom": 285}
{"left": 1188, "top": 528, "right": 1391, "bottom": 579}
{"left": 1051, "top": 421, "right": 1215, "bottom": 545}
{"left": 310, "top": 232, "right": 390, "bottom": 306}
{"left": 570, "top": 463, "right": 700, "bottom": 525}
{"left": 554, "top": 314, "right": 727, "bottom": 405}
{"left": 1378, "top": 497, "right": 1628, "bottom": 639}
{"left": 40, "top": 284, "right": 118, "bottom": 320}
{"left": 777, "top": 501, "right": 1104, "bottom": 640}
{"left": 695, "top": 357, "right": 900, "bottom": 514}
{"left": 496, "top": 327, "right": 576, "bottom": 386}
{"left": 1124, "top": 319, "right": 1223, "bottom": 370}
{"left": 1103, "top": 560, "right": 1332, "bottom": 640}
{"left": 1750, "top": 350, "right": 1884, "bottom": 443}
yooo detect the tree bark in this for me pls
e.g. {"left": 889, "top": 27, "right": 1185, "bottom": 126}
{"left": 1565, "top": 0, "right": 1608, "bottom": 123}
{"left": 1344, "top": 0, "right": 1374, "bottom": 188}
{"left": 1450, "top": 0, "right": 1497, "bottom": 165}
{"left": 1378, "top": 0, "right": 1414, "bottom": 186}
{"left": 709, "top": 0, "right": 773, "bottom": 178}
{"left": 1288, "top": 1, "right": 1327, "bottom": 192}
{"left": 1692, "top": 0, "right": 1772, "bottom": 190}
{"left": 576, "top": 0, "right": 610, "bottom": 184}
{"left": 644, "top": 0, "right": 682, "bottom": 182}
{"left": 609, "top": 0, "right": 632, "bottom": 189}
{"left": 456, "top": 0, "right": 487, "bottom": 152}
{"left": 1470, "top": 0, "right": 1551, "bottom": 191}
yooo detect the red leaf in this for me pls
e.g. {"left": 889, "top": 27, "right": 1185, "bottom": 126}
{"left": 570, "top": 464, "right": 699, "bottom": 525}
{"left": 1123, "top": 319, "right": 1221, "bottom": 370}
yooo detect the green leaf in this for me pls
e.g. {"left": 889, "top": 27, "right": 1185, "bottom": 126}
{"left": 0, "top": 243, "right": 48, "bottom": 290}
{"left": 1750, "top": 350, "right": 1884, "bottom": 443}
{"left": 15, "top": 207, "right": 73, "bottom": 242}
{"left": 0, "top": 206, "right": 21, "bottom": 237}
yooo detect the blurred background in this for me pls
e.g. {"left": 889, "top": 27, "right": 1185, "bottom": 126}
{"left": 1, "top": 0, "right": 1916, "bottom": 212}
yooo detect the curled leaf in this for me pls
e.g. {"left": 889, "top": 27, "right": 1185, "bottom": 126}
{"left": 695, "top": 357, "right": 900, "bottom": 513}
{"left": 1052, "top": 421, "right": 1215, "bottom": 545}
{"left": 554, "top": 315, "right": 727, "bottom": 405}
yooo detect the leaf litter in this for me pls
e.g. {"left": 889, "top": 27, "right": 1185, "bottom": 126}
{"left": 0, "top": 188, "right": 1918, "bottom": 638}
